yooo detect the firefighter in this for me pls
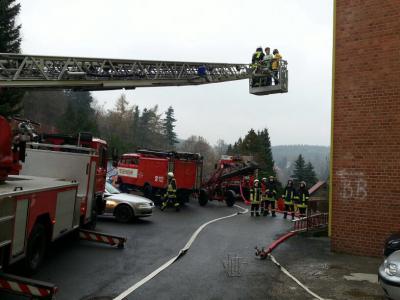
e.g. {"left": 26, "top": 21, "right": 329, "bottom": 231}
{"left": 265, "top": 176, "right": 277, "bottom": 217}
{"left": 251, "top": 46, "right": 265, "bottom": 87}
{"left": 260, "top": 177, "right": 268, "bottom": 216}
{"left": 251, "top": 46, "right": 265, "bottom": 66}
{"left": 282, "top": 179, "right": 296, "bottom": 220}
{"left": 242, "top": 176, "right": 251, "bottom": 202}
{"left": 271, "top": 49, "right": 282, "bottom": 84}
{"left": 250, "top": 179, "right": 262, "bottom": 216}
{"left": 161, "top": 172, "right": 179, "bottom": 211}
{"left": 295, "top": 181, "right": 309, "bottom": 218}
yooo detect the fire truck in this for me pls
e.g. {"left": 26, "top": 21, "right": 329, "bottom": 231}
{"left": 199, "top": 155, "right": 258, "bottom": 207}
{"left": 117, "top": 149, "right": 203, "bottom": 204}
{"left": 36, "top": 132, "right": 109, "bottom": 216}
{"left": 0, "top": 116, "right": 124, "bottom": 283}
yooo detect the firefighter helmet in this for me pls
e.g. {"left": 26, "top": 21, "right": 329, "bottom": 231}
{"left": 261, "top": 177, "right": 267, "bottom": 182}
{"left": 168, "top": 172, "right": 174, "bottom": 178}
{"left": 300, "top": 181, "right": 306, "bottom": 187}
{"left": 268, "top": 176, "right": 274, "bottom": 180}
{"left": 254, "top": 179, "right": 259, "bottom": 186}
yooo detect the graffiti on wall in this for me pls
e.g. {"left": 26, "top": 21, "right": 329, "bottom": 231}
{"left": 336, "top": 170, "right": 368, "bottom": 200}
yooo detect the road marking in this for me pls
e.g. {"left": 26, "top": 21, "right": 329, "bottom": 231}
{"left": 113, "top": 205, "right": 248, "bottom": 300}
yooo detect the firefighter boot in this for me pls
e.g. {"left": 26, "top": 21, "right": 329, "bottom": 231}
{"left": 291, "top": 213, "right": 295, "bottom": 220}
{"left": 283, "top": 212, "right": 287, "bottom": 219}
{"left": 272, "top": 211, "right": 276, "bottom": 217}
{"left": 161, "top": 201, "right": 167, "bottom": 211}
{"left": 174, "top": 202, "right": 180, "bottom": 212}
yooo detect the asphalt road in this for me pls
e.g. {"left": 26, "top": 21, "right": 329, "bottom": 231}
{"left": 1, "top": 201, "right": 300, "bottom": 300}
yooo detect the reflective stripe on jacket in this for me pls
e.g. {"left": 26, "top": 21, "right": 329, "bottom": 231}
{"left": 295, "top": 188, "right": 309, "bottom": 208}
{"left": 165, "top": 179, "right": 177, "bottom": 198}
{"left": 250, "top": 187, "right": 262, "bottom": 204}
{"left": 283, "top": 187, "right": 295, "bottom": 204}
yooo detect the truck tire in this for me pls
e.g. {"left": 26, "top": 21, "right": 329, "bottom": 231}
{"left": 143, "top": 184, "right": 153, "bottom": 199}
{"left": 25, "top": 224, "right": 47, "bottom": 274}
{"left": 225, "top": 190, "right": 236, "bottom": 207}
{"left": 115, "top": 204, "right": 134, "bottom": 223}
{"left": 198, "top": 189, "right": 208, "bottom": 206}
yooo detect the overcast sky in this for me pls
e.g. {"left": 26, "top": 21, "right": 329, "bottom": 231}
{"left": 19, "top": 0, "right": 333, "bottom": 146}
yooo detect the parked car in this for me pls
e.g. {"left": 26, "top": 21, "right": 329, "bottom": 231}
{"left": 385, "top": 233, "right": 400, "bottom": 257}
{"left": 104, "top": 182, "right": 154, "bottom": 222}
{"left": 379, "top": 250, "right": 400, "bottom": 300}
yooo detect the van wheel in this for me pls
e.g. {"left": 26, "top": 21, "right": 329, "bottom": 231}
{"left": 199, "top": 189, "right": 208, "bottom": 206}
{"left": 225, "top": 190, "right": 236, "bottom": 207}
{"left": 115, "top": 205, "right": 134, "bottom": 223}
{"left": 25, "top": 224, "right": 47, "bottom": 274}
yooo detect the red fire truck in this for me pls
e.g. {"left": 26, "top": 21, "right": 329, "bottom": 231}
{"left": 117, "top": 149, "right": 203, "bottom": 204}
{"left": 37, "top": 133, "right": 109, "bottom": 215}
{"left": 0, "top": 116, "right": 124, "bottom": 282}
{"left": 199, "top": 155, "right": 258, "bottom": 207}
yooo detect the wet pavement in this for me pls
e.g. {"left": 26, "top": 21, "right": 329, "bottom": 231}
{"left": 0, "top": 201, "right": 386, "bottom": 300}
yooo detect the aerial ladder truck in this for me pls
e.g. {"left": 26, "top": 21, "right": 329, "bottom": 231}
{"left": 0, "top": 52, "right": 288, "bottom": 299}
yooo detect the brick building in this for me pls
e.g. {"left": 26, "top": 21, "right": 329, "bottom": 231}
{"left": 331, "top": 0, "right": 400, "bottom": 256}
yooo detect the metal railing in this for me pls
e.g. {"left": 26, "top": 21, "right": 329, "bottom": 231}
{"left": 292, "top": 213, "right": 329, "bottom": 233}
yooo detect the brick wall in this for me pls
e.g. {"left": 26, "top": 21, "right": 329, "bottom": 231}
{"left": 332, "top": 0, "right": 400, "bottom": 256}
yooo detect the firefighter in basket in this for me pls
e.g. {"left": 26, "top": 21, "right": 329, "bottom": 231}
{"left": 250, "top": 179, "right": 262, "bottom": 216}
{"left": 161, "top": 172, "right": 179, "bottom": 211}
{"left": 282, "top": 179, "right": 296, "bottom": 220}
{"left": 265, "top": 176, "right": 277, "bottom": 217}
{"left": 294, "top": 181, "right": 309, "bottom": 218}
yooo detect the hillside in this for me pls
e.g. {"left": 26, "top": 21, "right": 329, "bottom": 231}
{"left": 272, "top": 145, "right": 330, "bottom": 183}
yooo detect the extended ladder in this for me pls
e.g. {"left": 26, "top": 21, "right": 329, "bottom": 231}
{"left": 0, "top": 53, "right": 288, "bottom": 95}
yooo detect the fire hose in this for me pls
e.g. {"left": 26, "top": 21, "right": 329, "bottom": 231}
{"left": 255, "top": 231, "right": 326, "bottom": 300}
{"left": 113, "top": 205, "right": 248, "bottom": 300}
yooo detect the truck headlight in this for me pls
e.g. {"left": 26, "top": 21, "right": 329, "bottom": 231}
{"left": 385, "top": 262, "right": 398, "bottom": 276}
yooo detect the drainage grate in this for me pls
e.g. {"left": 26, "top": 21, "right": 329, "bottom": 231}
{"left": 222, "top": 253, "right": 247, "bottom": 277}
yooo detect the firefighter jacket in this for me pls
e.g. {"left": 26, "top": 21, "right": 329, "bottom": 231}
{"left": 165, "top": 178, "right": 177, "bottom": 198}
{"left": 295, "top": 187, "right": 309, "bottom": 208}
{"left": 271, "top": 53, "right": 282, "bottom": 70}
{"left": 265, "top": 181, "right": 277, "bottom": 201}
{"left": 250, "top": 186, "right": 262, "bottom": 204}
{"left": 261, "top": 182, "right": 267, "bottom": 201}
{"left": 252, "top": 51, "right": 265, "bottom": 65}
{"left": 282, "top": 186, "right": 296, "bottom": 205}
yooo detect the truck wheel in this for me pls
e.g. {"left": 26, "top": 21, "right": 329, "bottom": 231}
{"left": 25, "top": 224, "right": 47, "bottom": 274}
{"left": 143, "top": 184, "right": 153, "bottom": 199}
{"left": 225, "top": 190, "right": 236, "bottom": 207}
{"left": 115, "top": 204, "right": 134, "bottom": 223}
{"left": 199, "top": 189, "right": 208, "bottom": 206}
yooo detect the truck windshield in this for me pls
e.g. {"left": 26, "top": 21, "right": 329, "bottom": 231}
{"left": 106, "top": 182, "right": 120, "bottom": 194}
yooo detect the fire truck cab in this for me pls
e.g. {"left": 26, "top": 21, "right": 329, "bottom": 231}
{"left": 117, "top": 149, "right": 203, "bottom": 204}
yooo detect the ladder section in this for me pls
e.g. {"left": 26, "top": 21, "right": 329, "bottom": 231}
{"left": 0, "top": 53, "right": 251, "bottom": 90}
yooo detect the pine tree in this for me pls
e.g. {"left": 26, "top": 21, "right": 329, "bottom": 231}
{"left": 291, "top": 154, "right": 306, "bottom": 185}
{"left": 131, "top": 106, "right": 140, "bottom": 150}
{"left": 163, "top": 106, "right": 178, "bottom": 148}
{"left": 0, "top": 0, "right": 24, "bottom": 117}
{"left": 57, "top": 91, "right": 98, "bottom": 134}
{"left": 304, "top": 161, "right": 318, "bottom": 187}
{"left": 257, "top": 128, "right": 275, "bottom": 177}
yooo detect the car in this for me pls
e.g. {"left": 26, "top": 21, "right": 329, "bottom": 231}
{"left": 379, "top": 250, "right": 400, "bottom": 300}
{"left": 385, "top": 233, "right": 400, "bottom": 257}
{"left": 104, "top": 182, "right": 154, "bottom": 223}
